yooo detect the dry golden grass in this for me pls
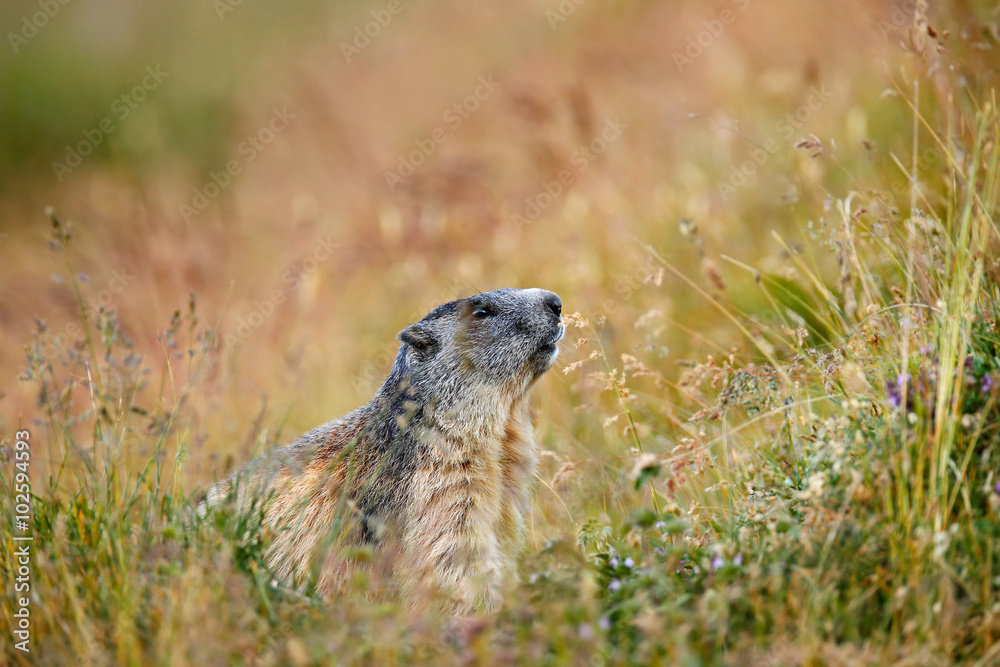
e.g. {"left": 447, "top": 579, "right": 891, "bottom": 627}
{"left": 2, "top": 0, "right": 1000, "bottom": 664}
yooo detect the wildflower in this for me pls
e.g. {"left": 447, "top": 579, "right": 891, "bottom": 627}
{"left": 733, "top": 554, "right": 743, "bottom": 566}
{"left": 886, "top": 372, "right": 910, "bottom": 408}
{"left": 982, "top": 375, "right": 994, "bottom": 394}
{"left": 609, "top": 556, "right": 619, "bottom": 567}
{"left": 578, "top": 623, "right": 594, "bottom": 640}
{"left": 807, "top": 472, "right": 826, "bottom": 498}
{"left": 711, "top": 556, "right": 724, "bottom": 570}
{"left": 598, "top": 616, "right": 611, "bottom": 631}
{"left": 932, "top": 530, "right": 951, "bottom": 561}
{"left": 609, "top": 579, "right": 621, "bottom": 592}
{"left": 631, "top": 452, "right": 660, "bottom": 481}
{"left": 624, "top": 557, "right": 635, "bottom": 568}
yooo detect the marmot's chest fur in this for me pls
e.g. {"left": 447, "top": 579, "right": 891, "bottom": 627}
{"left": 205, "top": 288, "right": 563, "bottom": 614}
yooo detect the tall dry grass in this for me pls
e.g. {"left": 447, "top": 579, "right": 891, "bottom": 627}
{"left": 1, "top": 0, "right": 999, "bottom": 664}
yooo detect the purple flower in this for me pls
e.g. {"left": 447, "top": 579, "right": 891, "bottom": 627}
{"left": 887, "top": 390, "right": 900, "bottom": 408}
{"left": 886, "top": 372, "right": 911, "bottom": 408}
{"left": 624, "top": 557, "right": 635, "bottom": 568}
{"left": 598, "top": 616, "right": 611, "bottom": 631}
{"left": 982, "top": 375, "right": 994, "bottom": 394}
{"left": 994, "top": 482, "right": 1000, "bottom": 495}
{"left": 609, "top": 556, "right": 619, "bottom": 567}
{"left": 609, "top": 579, "right": 621, "bottom": 592}
{"left": 711, "top": 556, "right": 724, "bottom": 571}
{"left": 733, "top": 554, "right": 743, "bottom": 566}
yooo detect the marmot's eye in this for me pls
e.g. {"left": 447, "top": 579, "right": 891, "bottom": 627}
{"left": 471, "top": 305, "right": 495, "bottom": 319}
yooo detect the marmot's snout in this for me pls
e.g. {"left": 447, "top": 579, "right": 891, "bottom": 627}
{"left": 527, "top": 289, "right": 564, "bottom": 373}
{"left": 537, "top": 289, "right": 563, "bottom": 342}
{"left": 543, "top": 292, "right": 562, "bottom": 319}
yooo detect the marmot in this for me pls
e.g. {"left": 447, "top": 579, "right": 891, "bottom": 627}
{"left": 203, "top": 287, "right": 563, "bottom": 613}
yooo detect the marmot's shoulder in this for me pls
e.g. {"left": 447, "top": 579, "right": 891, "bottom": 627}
{"left": 298, "top": 405, "right": 372, "bottom": 457}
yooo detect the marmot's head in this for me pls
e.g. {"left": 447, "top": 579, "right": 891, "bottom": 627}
{"left": 391, "top": 288, "right": 563, "bottom": 404}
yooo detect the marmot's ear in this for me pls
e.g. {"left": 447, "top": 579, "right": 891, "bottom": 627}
{"left": 399, "top": 323, "right": 438, "bottom": 359}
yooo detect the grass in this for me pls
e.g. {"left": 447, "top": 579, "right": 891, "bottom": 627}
{"left": 2, "top": 1, "right": 1000, "bottom": 665}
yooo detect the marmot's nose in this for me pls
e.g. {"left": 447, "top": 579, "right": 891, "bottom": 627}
{"left": 544, "top": 293, "right": 562, "bottom": 319}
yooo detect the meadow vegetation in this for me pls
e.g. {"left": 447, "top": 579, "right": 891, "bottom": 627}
{"left": 1, "top": 0, "right": 1000, "bottom": 664}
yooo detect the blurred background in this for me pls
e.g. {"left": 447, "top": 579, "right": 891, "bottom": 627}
{"left": 1, "top": 0, "right": 997, "bottom": 486}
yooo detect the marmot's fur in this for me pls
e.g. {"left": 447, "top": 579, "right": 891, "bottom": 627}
{"left": 204, "top": 288, "right": 563, "bottom": 613}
